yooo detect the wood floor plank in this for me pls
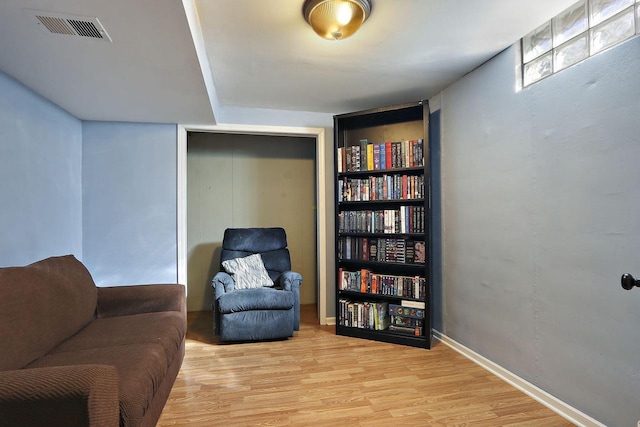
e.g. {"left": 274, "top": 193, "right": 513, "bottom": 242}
{"left": 157, "top": 305, "right": 574, "bottom": 426}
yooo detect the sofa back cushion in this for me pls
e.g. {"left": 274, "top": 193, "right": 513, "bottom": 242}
{"left": 0, "top": 255, "right": 98, "bottom": 370}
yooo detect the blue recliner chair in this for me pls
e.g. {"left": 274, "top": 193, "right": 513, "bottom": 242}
{"left": 211, "top": 227, "right": 303, "bottom": 341}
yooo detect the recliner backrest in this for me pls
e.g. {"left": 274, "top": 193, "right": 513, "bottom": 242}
{"left": 220, "top": 228, "right": 292, "bottom": 281}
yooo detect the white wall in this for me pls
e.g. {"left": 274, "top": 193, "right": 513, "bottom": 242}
{"left": 439, "top": 37, "right": 640, "bottom": 426}
{"left": 186, "top": 132, "right": 317, "bottom": 311}
{"left": 0, "top": 70, "right": 82, "bottom": 266}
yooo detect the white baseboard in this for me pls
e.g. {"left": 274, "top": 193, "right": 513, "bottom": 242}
{"left": 433, "top": 330, "right": 605, "bottom": 427}
{"left": 325, "top": 316, "right": 336, "bottom": 326}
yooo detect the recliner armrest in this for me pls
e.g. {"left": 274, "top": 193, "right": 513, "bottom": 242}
{"left": 278, "top": 271, "right": 303, "bottom": 331}
{"left": 0, "top": 365, "right": 119, "bottom": 427}
{"left": 212, "top": 271, "right": 235, "bottom": 299}
{"left": 278, "top": 271, "right": 303, "bottom": 291}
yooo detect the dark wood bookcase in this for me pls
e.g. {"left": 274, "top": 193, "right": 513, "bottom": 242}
{"left": 334, "top": 101, "right": 432, "bottom": 349}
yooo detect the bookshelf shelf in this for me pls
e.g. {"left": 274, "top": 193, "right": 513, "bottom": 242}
{"left": 338, "top": 232, "right": 424, "bottom": 238}
{"left": 340, "top": 259, "right": 425, "bottom": 275}
{"left": 338, "top": 260, "right": 425, "bottom": 269}
{"left": 335, "top": 325, "right": 430, "bottom": 349}
{"left": 338, "top": 199, "right": 425, "bottom": 206}
{"left": 338, "top": 166, "right": 424, "bottom": 178}
{"left": 338, "top": 289, "right": 425, "bottom": 303}
{"left": 334, "top": 101, "right": 433, "bottom": 349}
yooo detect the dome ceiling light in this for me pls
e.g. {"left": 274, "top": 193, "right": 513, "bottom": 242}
{"left": 303, "top": 0, "right": 372, "bottom": 40}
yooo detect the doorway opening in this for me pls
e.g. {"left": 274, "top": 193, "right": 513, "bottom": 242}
{"left": 177, "top": 124, "right": 330, "bottom": 325}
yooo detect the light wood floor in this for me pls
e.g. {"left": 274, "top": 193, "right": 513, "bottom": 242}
{"left": 157, "top": 305, "right": 573, "bottom": 426}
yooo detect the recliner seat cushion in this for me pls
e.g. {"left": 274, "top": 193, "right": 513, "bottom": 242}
{"left": 217, "top": 287, "right": 294, "bottom": 314}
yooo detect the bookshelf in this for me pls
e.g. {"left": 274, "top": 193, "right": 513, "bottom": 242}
{"left": 334, "top": 101, "right": 432, "bottom": 349}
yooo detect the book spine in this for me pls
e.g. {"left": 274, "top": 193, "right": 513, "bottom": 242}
{"left": 353, "top": 146, "right": 360, "bottom": 171}
{"left": 366, "top": 143, "right": 374, "bottom": 171}
{"left": 385, "top": 142, "right": 392, "bottom": 169}
{"left": 359, "top": 139, "right": 368, "bottom": 171}
{"left": 404, "top": 140, "right": 410, "bottom": 168}
{"left": 373, "top": 144, "right": 380, "bottom": 170}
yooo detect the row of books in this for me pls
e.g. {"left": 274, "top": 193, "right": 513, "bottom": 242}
{"left": 337, "top": 299, "right": 426, "bottom": 336}
{"left": 338, "top": 268, "right": 427, "bottom": 299}
{"left": 338, "top": 207, "right": 425, "bottom": 234}
{"left": 338, "top": 174, "right": 425, "bottom": 202}
{"left": 338, "top": 237, "right": 426, "bottom": 264}
{"left": 337, "top": 139, "right": 424, "bottom": 173}
{"left": 338, "top": 299, "right": 389, "bottom": 330}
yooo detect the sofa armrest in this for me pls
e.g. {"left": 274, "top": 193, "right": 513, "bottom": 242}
{"left": 97, "top": 284, "right": 186, "bottom": 319}
{"left": 0, "top": 365, "right": 119, "bottom": 427}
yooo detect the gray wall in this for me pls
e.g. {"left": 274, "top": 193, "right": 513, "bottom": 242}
{"left": 187, "top": 132, "right": 317, "bottom": 312}
{"left": 82, "top": 121, "right": 177, "bottom": 286}
{"left": 439, "top": 37, "right": 640, "bottom": 426}
{"left": 0, "top": 70, "right": 82, "bottom": 266}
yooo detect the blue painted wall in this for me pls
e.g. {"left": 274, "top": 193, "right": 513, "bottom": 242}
{"left": 0, "top": 70, "right": 82, "bottom": 266}
{"left": 82, "top": 122, "right": 177, "bottom": 286}
{"left": 440, "top": 37, "right": 640, "bottom": 426}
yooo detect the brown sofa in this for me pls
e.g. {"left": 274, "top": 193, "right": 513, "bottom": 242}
{"left": 0, "top": 255, "right": 186, "bottom": 427}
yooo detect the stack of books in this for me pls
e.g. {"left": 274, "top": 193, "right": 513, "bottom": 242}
{"left": 388, "top": 300, "right": 426, "bottom": 336}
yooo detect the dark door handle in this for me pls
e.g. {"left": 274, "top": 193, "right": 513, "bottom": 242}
{"left": 621, "top": 274, "right": 640, "bottom": 290}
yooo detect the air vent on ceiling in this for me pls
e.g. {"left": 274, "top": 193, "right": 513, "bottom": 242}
{"left": 25, "top": 9, "right": 112, "bottom": 42}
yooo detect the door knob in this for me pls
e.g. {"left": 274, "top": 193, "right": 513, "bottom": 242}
{"left": 621, "top": 273, "right": 640, "bottom": 290}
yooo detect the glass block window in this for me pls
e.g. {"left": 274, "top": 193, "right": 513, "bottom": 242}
{"left": 553, "top": 1, "right": 588, "bottom": 47}
{"left": 523, "top": 22, "right": 552, "bottom": 63}
{"left": 590, "top": 0, "right": 634, "bottom": 26}
{"left": 554, "top": 34, "right": 589, "bottom": 71}
{"left": 590, "top": 7, "right": 636, "bottom": 54}
{"left": 521, "top": 0, "right": 640, "bottom": 86}
{"left": 524, "top": 52, "right": 553, "bottom": 86}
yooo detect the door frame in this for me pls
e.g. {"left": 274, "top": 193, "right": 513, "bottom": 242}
{"left": 177, "top": 123, "right": 329, "bottom": 325}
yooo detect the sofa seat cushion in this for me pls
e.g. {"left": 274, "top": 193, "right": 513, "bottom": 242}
{"left": 49, "top": 312, "right": 185, "bottom": 367}
{"left": 217, "top": 287, "right": 294, "bottom": 314}
{"left": 27, "top": 343, "right": 167, "bottom": 425}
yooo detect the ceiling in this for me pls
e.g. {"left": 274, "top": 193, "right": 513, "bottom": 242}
{"left": 0, "top": 0, "right": 578, "bottom": 124}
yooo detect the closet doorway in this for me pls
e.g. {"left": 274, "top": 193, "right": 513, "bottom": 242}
{"left": 177, "top": 124, "right": 329, "bottom": 324}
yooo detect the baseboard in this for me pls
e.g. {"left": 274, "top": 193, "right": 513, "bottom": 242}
{"left": 325, "top": 316, "right": 336, "bottom": 326}
{"left": 432, "top": 330, "right": 605, "bottom": 427}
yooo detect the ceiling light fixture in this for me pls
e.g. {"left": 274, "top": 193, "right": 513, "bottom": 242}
{"left": 303, "top": 0, "right": 372, "bottom": 40}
